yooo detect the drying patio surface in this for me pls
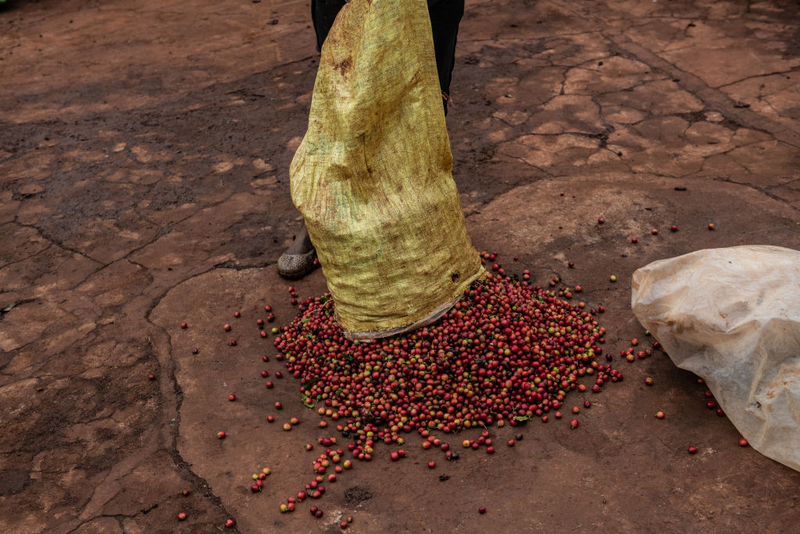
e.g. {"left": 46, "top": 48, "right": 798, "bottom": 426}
{"left": 1, "top": 0, "right": 799, "bottom": 532}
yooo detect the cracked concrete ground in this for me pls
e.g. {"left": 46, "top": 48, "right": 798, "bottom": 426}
{"left": 2, "top": 0, "right": 800, "bottom": 532}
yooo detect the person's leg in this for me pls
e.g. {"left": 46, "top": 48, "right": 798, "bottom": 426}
{"left": 427, "top": 0, "right": 466, "bottom": 115}
{"left": 279, "top": 1, "right": 348, "bottom": 279}
{"left": 313, "top": 0, "right": 348, "bottom": 51}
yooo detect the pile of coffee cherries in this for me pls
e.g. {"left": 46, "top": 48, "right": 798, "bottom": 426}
{"left": 273, "top": 271, "right": 621, "bottom": 453}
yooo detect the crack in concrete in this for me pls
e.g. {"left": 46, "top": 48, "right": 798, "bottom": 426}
{"left": 12, "top": 219, "right": 107, "bottom": 267}
{"left": 138, "top": 263, "right": 267, "bottom": 534}
{"left": 713, "top": 176, "right": 800, "bottom": 213}
{"left": 0, "top": 242, "right": 54, "bottom": 271}
{"left": 717, "top": 69, "right": 800, "bottom": 89}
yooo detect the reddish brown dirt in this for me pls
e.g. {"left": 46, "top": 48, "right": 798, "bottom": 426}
{"left": 2, "top": 0, "right": 800, "bottom": 533}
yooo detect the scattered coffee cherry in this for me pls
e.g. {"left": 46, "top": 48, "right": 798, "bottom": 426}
{"left": 631, "top": 237, "right": 638, "bottom": 243}
{"left": 644, "top": 377, "right": 654, "bottom": 386}
{"left": 572, "top": 406, "right": 580, "bottom": 414}
{"left": 655, "top": 411, "right": 665, "bottom": 419}
{"left": 716, "top": 408, "right": 726, "bottom": 417}
{"left": 223, "top": 323, "right": 232, "bottom": 331}
{"left": 428, "top": 461, "right": 436, "bottom": 469}
{"left": 651, "top": 228, "right": 658, "bottom": 235}
{"left": 178, "top": 512, "right": 187, "bottom": 521}
{"left": 568, "top": 262, "right": 575, "bottom": 268}
{"left": 609, "top": 275, "right": 617, "bottom": 282}
{"left": 230, "top": 340, "right": 237, "bottom": 346}
{"left": 670, "top": 225, "right": 678, "bottom": 232}
{"left": 265, "top": 305, "right": 273, "bottom": 312}
{"left": 570, "top": 419, "right": 579, "bottom": 429}
{"left": 583, "top": 400, "right": 591, "bottom": 409}
{"left": 234, "top": 311, "right": 241, "bottom": 318}
{"left": 507, "top": 439, "right": 515, "bottom": 447}
{"left": 260, "top": 330, "right": 267, "bottom": 338}
{"left": 688, "top": 446, "right": 698, "bottom": 454}
{"left": 228, "top": 394, "right": 236, "bottom": 401}
{"left": 739, "top": 438, "right": 749, "bottom": 447}
{"left": 283, "top": 423, "right": 292, "bottom": 431}
{"left": 708, "top": 223, "right": 715, "bottom": 230}
{"left": 290, "top": 417, "right": 300, "bottom": 425}
{"left": 340, "top": 521, "right": 349, "bottom": 529}
{"left": 225, "top": 519, "right": 235, "bottom": 528}
{"left": 598, "top": 217, "right": 605, "bottom": 224}
{"left": 275, "top": 402, "right": 282, "bottom": 410}
{"left": 180, "top": 322, "right": 187, "bottom": 329}
{"left": 265, "top": 381, "right": 274, "bottom": 389}
{"left": 148, "top": 374, "right": 156, "bottom": 381}
{"left": 217, "top": 431, "right": 226, "bottom": 439}
{"left": 192, "top": 347, "right": 199, "bottom": 354}
{"left": 182, "top": 489, "right": 190, "bottom": 496}
{"left": 479, "top": 506, "right": 487, "bottom": 514}
{"left": 271, "top": 327, "right": 279, "bottom": 334}
{"left": 267, "top": 415, "right": 274, "bottom": 423}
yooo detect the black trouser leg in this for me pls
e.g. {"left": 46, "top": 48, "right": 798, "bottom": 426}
{"left": 311, "top": 0, "right": 347, "bottom": 52}
{"left": 310, "top": 0, "right": 465, "bottom": 114}
{"left": 427, "top": 0, "right": 465, "bottom": 111}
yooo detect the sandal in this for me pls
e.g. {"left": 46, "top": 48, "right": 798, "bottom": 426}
{"left": 277, "top": 249, "right": 317, "bottom": 280}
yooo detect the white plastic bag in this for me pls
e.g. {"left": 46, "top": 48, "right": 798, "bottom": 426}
{"left": 631, "top": 245, "right": 800, "bottom": 472}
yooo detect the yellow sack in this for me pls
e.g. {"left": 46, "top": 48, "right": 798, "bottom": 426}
{"left": 290, "top": 0, "right": 482, "bottom": 338}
